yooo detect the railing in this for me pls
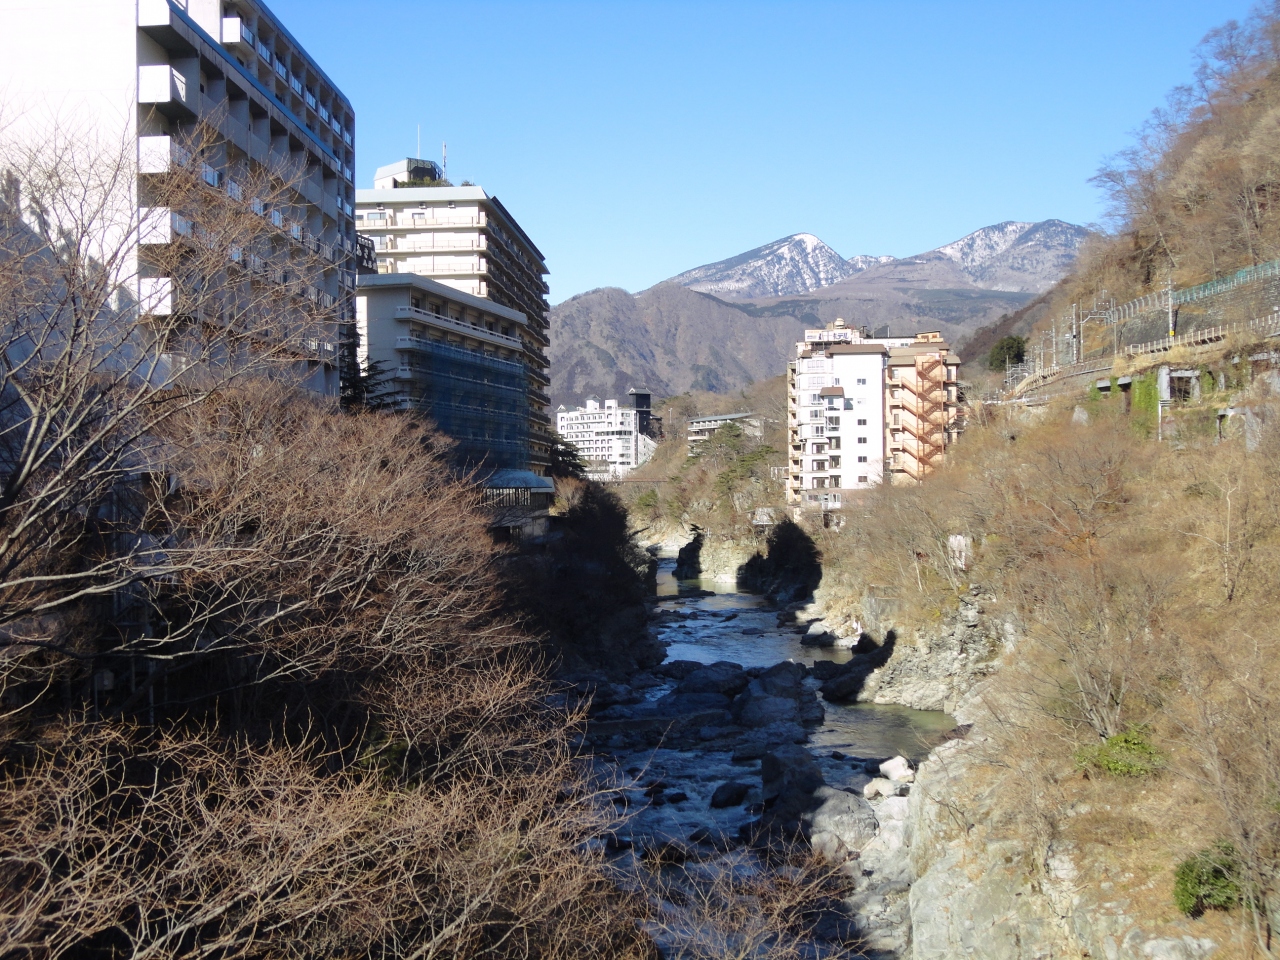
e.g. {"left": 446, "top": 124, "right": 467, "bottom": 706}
{"left": 393, "top": 307, "right": 524, "bottom": 349}
{"left": 1124, "top": 310, "right": 1280, "bottom": 357}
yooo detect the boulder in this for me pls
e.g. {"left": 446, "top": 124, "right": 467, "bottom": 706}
{"left": 740, "top": 626, "right": 763, "bottom": 636}
{"left": 737, "top": 694, "right": 800, "bottom": 728}
{"left": 863, "top": 777, "right": 909, "bottom": 799}
{"left": 806, "top": 786, "right": 879, "bottom": 862}
{"left": 761, "top": 744, "right": 824, "bottom": 806}
{"left": 654, "top": 659, "right": 702, "bottom": 680}
{"left": 754, "top": 660, "right": 807, "bottom": 698}
{"left": 710, "top": 780, "right": 751, "bottom": 808}
{"left": 652, "top": 691, "right": 733, "bottom": 717}
{"left": 675, "top": 661, "right": 749, "bottom": 697}
{"left": 879, "top": 756, "right": 914, "bottom": 782}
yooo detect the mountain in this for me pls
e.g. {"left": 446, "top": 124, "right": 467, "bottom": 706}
{"left": 668, "top": 234, "right": 863, "bottom": 300}
{"left": 549, "top": 220, "right": 1089, "bottom": 408}
{"left": 931, "top": 219, "right": 1088, "bottom": 293}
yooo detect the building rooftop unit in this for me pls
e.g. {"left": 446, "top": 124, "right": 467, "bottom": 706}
{"left": 372, "top": 157, "right": 445, "bottom": 188}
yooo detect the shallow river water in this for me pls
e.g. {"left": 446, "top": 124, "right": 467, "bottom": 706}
{"left": 653, "top": 559, "right": 954, "bottom": 761}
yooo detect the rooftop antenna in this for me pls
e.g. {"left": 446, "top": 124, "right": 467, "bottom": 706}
{"left": 416, "top": 124, "right": 420, "bottom": 159}
{"left": 442, "top": 141, "right": 447, "bottom": 182}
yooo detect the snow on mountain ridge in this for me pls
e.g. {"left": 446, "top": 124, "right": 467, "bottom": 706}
{"left": 934, "top": 221, "right": 1036, "bottom": 269}
{"left": 668, "top": 233, "right": 859, "bottom": 299}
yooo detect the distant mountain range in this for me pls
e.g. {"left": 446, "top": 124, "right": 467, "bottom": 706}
{"left": 549, "top": 220, "right": 1089, "bottom": 408}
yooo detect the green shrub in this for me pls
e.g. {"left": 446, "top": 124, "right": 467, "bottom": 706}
{"left": 1174, "top": 842, "right": 1241, "bottom": 915}
{"left": 1074, "top": 726, "right": 1164, "bottom": 777}
{"left": 634, "top": 489, "right": 660, "bottom": 516}
{"left": 987, "top": 334, "right": 1027, "bottom": 370}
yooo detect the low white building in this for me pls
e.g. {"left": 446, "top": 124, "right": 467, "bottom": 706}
{"left": 557, "top": 393, "right": 658, "bottom": 479}
{"left": 687, "top": 412, "right": 762, "bottom": 446}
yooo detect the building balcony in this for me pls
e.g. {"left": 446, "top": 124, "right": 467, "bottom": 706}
{"left": 138, "top": 64, "right": 196, "bottom": 120}
{"left": 394, "top": 306, "right": 524, "bottom": 350}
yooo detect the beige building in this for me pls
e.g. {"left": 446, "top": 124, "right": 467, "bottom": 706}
{"left": 786, "top": 321, "right": 962, "bottom": 508}
{"left": 355, "top": 161, "right": 551, "bottom": 471}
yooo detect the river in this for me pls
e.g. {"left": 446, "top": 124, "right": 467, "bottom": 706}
{"left": 653, "top": 557, "right": 954, "bottom": 761}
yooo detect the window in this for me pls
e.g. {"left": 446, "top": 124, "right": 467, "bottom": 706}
{"left": 829, "top": 437, "right": 841, "bottom": 451}
{"left": 857, "top": 418, "right": 867, "bottom": 426}
{"left": 812, "top": 477, "right": 827, "bottom": 489}
{"left": 857, "top": 455, "right": 868, "bottom": 463}
{"left": 857, "top": 378, "right": 867, "bottom": 386}
{"left": 813, "top": 460, "right": 827, "bottom": 471}
{"left": 857, "top": 437, "right": 868, "bottom": 444}
{"left": 812, "top": 443, "right": 826, "bottom": 454}
{"left": 857, "top": 475, "right": 869, "bottom": 483}
{"left": 827, "top": 416, "right": 840, "bottom": 428}
{"left": 829, "top": 475, "right": 841, "bottom": 487}
{"left": 830, "top": 456, "right": 841, "bottom": 468}
{"left": 810, "top": 393, "right": 822, "bottom": 404}
{"left": 365, "top": 211, "right": 386, "bottom": 221}
{"left": 809, "top": 410, "right": 822, "bottom": 419}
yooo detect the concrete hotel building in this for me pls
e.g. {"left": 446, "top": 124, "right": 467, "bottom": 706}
{"left": 787, "top": 321, "right": 961, "bottom": 509}
{"left": 355, "top": 159, "right": 553, "bottom": 473}
{"left": 0, "top": 0, "right": 359, "bottom": 396}
{"left": 556, "top": 392, "right": 658, "bottom": 480}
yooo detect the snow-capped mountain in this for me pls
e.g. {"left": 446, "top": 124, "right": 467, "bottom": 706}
{"left": 931, "top": 219, "right": 1090, "bottom": 293}
{"left": 668, "top": 234, "right": 861, "bottom": 300}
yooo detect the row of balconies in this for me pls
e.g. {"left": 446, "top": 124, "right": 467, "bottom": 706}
{"left": 218, "top": 14, "right": 353, "bottom": 146}
{"left": 138, "top": 4, "right": 354, "bottom": 177}
{"left": 357, "top": 212, "right": 485, "bottom": 229}
{"left": 393, "top": 305, "right": 524, "bottom": 350}
{"left": 136, "top": 71, "right": 356, "bottom": 218}
{"left": 368, "top": 235, "right": 485, "bottom": 254}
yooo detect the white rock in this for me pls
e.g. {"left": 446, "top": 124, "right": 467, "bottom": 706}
{"left": 879, "top": 755, "right": 915, "bottom": 782}
{"left": 863, "top": 778, "right": 908, "bottom": 799}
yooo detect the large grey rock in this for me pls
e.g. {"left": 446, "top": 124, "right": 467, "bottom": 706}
{"left": 675, "top": 661, "right": 749, "bottom": 697}
{"left": 806, "top": 786, "right": 879, "bottom": 862}
{"left": 709, "top": 780, "right": 751, "bottom": 809}
{"left": 737, "top": 694, "right": 799, "bottom": 728}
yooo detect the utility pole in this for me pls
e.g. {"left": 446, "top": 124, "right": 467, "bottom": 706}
{"left": 1167, "top": 276, "right": 1176, "bottom": 338}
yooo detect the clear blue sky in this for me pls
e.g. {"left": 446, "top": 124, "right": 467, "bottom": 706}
{"left": 269, "top": 0, "right": 1253, "bottom": 302}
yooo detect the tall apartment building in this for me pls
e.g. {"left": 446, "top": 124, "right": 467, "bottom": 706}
{"left": 355, "top": 161, "right": 552, "bottom": 471}
{"left": 556, "top": 392, "right": 659, "bottom": 480}
{"left": 0, "top": 0, "right": 359, "bottom": 396}
{"left": 786, "top": 321, "right": 961, "bottom": 508}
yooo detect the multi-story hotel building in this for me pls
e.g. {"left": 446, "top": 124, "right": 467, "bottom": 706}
{"left": 556, "top": 392, "right": 659, "bottom": 480}
{"left": 786, "top": 321, "right": 961, "bottom": 509}
{"left": 356, "top": 274, "right": 554, "bottom": 539}
{"left": 355, "top": 160, "right": 552, "bottom": 472}
{"left": 0, "top": 0, "right": 359, "bottom": 396}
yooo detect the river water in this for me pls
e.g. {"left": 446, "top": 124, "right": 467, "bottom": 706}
{"left": 653, "top": 559, "right": 954, "bottom": 761}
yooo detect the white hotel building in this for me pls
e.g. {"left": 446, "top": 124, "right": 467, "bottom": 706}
{"left": 557, "top": 394, "right": 658, "bottom": 480}
{"left": 787, "top": 321, "right": 961, "bottom": 508}
{"left": 0, "top": 0, "right": 359, "bottom": 395}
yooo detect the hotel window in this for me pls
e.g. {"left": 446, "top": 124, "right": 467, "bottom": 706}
{"left": 830, "top": 456, "right": 841, "bottom": 468}
{"left": 857, "top": 418, "right": 867, "bottom": 426}
{"left": 857, "top": 437, "right": 868, "bottom": 444}
{"left": 829, "top": 475, "right": 841, "bottom": 487}
{"left": 857, "top": 475, "right": 869, "bottom": 483}
{"left": 857, "top": 378, "right": 867, "bottom": 385}
{"left": 829, "top": 437, "right": 841, "bottom": 450}
{"left": 813, "top": 460, "right": 827, "bottom": 471}
{"left": 809, "top": 410, "right": 822, "bottom": 419}
{"left": 857, "top": 455, "right": 868, "bottom": 463}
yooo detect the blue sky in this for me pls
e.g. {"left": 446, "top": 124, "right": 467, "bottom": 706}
{"left": 270, "top": 0, "right": 1253, "bottom": 302}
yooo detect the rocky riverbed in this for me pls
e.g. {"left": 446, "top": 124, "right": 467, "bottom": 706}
{"left": 565, "top": 558, "right": 957, "bottom": 958}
